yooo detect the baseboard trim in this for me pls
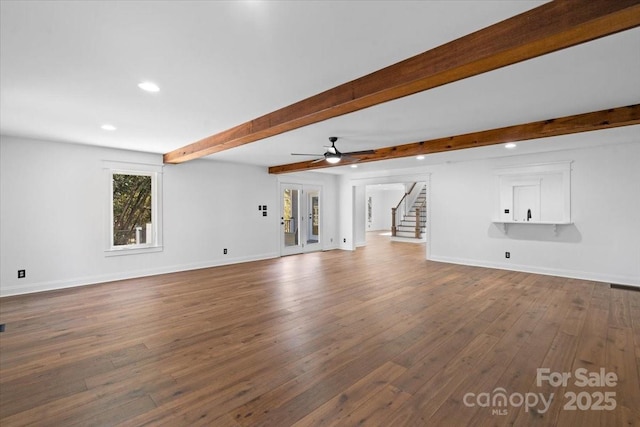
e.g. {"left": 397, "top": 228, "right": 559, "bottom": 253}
{"left": 0, "top": 252, "right": 281, "bottom": 298}
{"left": 428, "top": 255, "right": 639, "bottom": 288}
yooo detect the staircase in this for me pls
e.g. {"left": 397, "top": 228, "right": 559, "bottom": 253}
{"left": 392, "top": 185, "right": 426, "bottom": 241}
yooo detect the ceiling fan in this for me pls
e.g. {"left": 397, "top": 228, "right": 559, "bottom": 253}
{"left": 291, "top": 136, "right": 375, "bottom": 164}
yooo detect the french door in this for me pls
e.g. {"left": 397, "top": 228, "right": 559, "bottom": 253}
{"left": 280, "top": 183, "right": 321, "bottom": 255}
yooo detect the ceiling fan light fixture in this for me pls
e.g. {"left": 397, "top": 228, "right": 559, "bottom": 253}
{"left": 325, "top": 156, "right": 341, "bottom": 164}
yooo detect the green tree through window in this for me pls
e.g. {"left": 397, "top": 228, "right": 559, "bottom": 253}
{"left": 113, "top": 174, "right": 152, "bottom": 246}
{"left": 283, "top": 189, "right": 292, "bottom": 221}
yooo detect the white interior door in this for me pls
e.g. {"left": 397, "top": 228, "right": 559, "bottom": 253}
{"left": 280, "top": 183, "right": 321, "bottom": 255}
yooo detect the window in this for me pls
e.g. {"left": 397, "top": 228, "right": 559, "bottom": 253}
{"left": 104, "top": 161, "right": 163, "bottom": 255}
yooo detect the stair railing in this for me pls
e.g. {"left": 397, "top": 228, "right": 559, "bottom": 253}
{"left": 391, "top": 183, "right": 416, "bottom": 236}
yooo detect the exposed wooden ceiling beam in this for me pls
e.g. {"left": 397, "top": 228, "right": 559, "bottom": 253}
{"left": 164, "top": 0, "right": 640, "bottom": 164}
{"left": 268, "top": 104, "right": 640, "bottom": 174}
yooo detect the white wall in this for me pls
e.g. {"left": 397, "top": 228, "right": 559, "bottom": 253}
{"left": 427, "top": 141, "right": 640, "bottom": 286}
{"left": 0, "top": 135, "right": 288, "bottom": 296}
{"left": 354, "top": 186, "right": 366, "bottom": 246}
{"left": 4, "top": 135, "right": 637, "bottom": 296}
{"left": 337, "top": 140, "right": 639, "bottom": 286}
{"left": 338, "top": 175, "right": 355, "bottom": 250}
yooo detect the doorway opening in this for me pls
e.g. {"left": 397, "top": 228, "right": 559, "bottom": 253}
{"left": 361, "top": 182, "right": 427, "bottom": 244}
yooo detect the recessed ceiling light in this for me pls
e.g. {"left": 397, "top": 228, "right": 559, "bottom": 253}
{"left": 505, "top": 143, "right": 517, "bottom": 149}
{"left": 350, "top": 164, "right": 358, "bottom": 168}
{"left": 138, "top": 81, "right": 160, "bottom": 92}
{"left": 416, "top": 155, "right": 425, "bottom": 160}
{"left": 101, "top": 124, "right": 116, "bottom": 131}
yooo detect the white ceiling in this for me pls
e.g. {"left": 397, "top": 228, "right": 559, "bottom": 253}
{"left": 1, "top": 1, "right": 639, "bottom": 175}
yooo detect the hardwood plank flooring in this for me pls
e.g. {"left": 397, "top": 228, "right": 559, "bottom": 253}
{"left": 1, "top": 232, "right": 639, "bottom": 426}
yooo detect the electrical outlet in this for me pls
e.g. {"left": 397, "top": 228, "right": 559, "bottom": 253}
{"left": 18, "top": 269, "right": 26, "bottom": 279}
{"left": 223, "top": 248, "right": 228, "bottom": 255}
{"left": 343, "top": 238, "right": 346, "bottom": 243}
{"left": 505, "top": 252, "right": 510, "bottom": 259}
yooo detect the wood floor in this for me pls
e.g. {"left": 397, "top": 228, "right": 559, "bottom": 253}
{"left": 1, "top": 233, "right": 639, "bottom": 426}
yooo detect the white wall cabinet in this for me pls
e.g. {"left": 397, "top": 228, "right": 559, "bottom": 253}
{"left": 493, "top": 161, "right": 572, "bottom": 234}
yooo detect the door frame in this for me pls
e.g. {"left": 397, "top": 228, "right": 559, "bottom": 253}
{"left": 279, "top": 182, "right": 323, "bottom": 256}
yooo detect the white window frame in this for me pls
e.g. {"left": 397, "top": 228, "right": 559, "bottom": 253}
{"left": 103, "top": 161, "right": 163, "bottom": 256}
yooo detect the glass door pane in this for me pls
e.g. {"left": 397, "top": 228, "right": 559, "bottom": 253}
{"left": 281, "top": 185, "right": 301, "bottom": 254}
{"left": 307, "top": 191, "right": 319, "bottom": 245}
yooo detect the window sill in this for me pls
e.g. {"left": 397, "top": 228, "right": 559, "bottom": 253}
{"left": 104, "top": 245, "right": 163, "bottom": 257}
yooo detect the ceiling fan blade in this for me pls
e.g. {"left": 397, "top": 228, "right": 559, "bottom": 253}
{"left": 344, "top": 149, "right": 375, "bottom": 156}
{"left": 292, "top": 136, "right": 373, "bottom": 165}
